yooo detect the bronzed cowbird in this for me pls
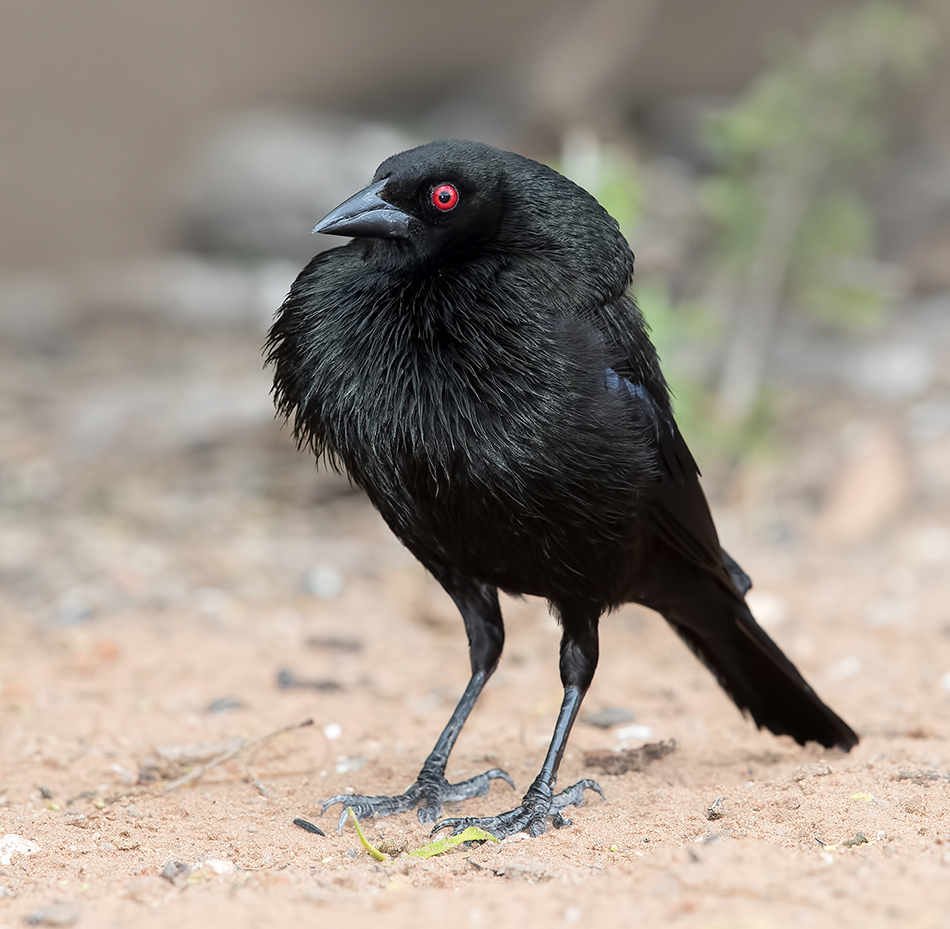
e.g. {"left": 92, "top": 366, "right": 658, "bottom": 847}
{"left": 266, "top": 140, "right": 858, "bottom": 839}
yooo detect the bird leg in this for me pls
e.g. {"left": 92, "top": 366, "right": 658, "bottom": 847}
{"left": 431, "top": 684, "right": 603, "bottom": 838}
{"left": 321, "top": 669, "right": 514, "bottom": 832}
{"left": 322, "top": 574, "right": 514, "bottom": 833}
{"left": 432, "top": 613, "right": 604, "bottom": 839}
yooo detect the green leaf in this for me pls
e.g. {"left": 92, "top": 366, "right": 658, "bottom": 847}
{"left": 407, "top": 827, "right": 499, "bottom": 859}
{"left": 347, "top": 807, "right": 388, "bottom": 862}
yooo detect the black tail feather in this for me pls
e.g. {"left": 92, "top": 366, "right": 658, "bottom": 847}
{"left": 667, "top": 600, "right": 858, "bottom": 751}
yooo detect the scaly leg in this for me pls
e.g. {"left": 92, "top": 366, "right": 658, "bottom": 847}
{"left": 322, "top": 571, "right": 514, "bottom": 832}
{"left": 432, "top": 604, "right": 604, "bottom": 839}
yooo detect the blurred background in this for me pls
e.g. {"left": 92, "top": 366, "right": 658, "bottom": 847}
{"left": 1, "top": 0, "right": 949, "bottom": 683}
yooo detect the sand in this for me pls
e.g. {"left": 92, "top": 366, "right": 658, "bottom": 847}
{"left": 1, "top": 316, "right": 948, "bottom": 927}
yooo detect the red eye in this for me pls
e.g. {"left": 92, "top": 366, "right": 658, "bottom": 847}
{"left": 431, "top": 183, "right": 459, "bottom": 212}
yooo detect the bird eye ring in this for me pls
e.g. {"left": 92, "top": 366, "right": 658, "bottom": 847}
{"left": 431, "top": 183, "right": 459, "bottom": 212}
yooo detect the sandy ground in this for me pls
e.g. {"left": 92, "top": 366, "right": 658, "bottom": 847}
{"left": 1, "top": 315, "right": 950, "bottom": 928}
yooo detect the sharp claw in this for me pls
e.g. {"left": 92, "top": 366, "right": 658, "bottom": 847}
{"left": 320, "top": 794, "right": 348, "bottom": 814}
{"left": 551, "top": 778, "right": 605, "bottom": 811}
{"left": 489, "top": 768, "right": 516, "bottom": 790}
{"left": 430, "top": 817, "right": 467, "bottom": 837}
{"left": 567, "top": 777, "right": 604, "bottom": 800}
{"left": 317, "top": 765, "right": 518, "bottom": 833}
{"left": 430, "top": 778, "right": 604, "bottom": 840}
{"left": 317, "top": 794, "right": 354, "bottom": 835}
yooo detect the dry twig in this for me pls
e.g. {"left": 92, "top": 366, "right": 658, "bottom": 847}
{"left": 164, "top": 718, "right": 313, "bottom": 791}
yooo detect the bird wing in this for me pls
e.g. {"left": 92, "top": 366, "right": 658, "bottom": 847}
{"left": 604, "top": 367, "right": 749, "bottom": 598}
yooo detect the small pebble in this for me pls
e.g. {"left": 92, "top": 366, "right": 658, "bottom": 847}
{"left": 277, "top": 669, "right": 341, "bottom": 691}
{"left": 306, "top": 635, "right": 363, "bottom": 653}
{"left": 207, "top": 696, "right": 243, "bottom": 713}
{"left": 745, "top": 590, "right": 787, "bottom": 628}
{"left": 826, "top": 656, "right": 862, "bottom": 681}
{"left": 27, "top": 904, "right": 81, "bottom": 926}
{"left": 916, "top": 526, "right": 950, "bottom": 562}
{"left": 613, "top": 723, "right": 653, "bottom": 745}
{"left": 0, "top": 834, "right": 38, "bottom": 866}
{"left": 160, "top": 860, "right": 191, "bottom": 883}
{"left": 335, "top": 755, "right": 366, "bottom": 774}
{"left": 304, "top": 565, "right": 344, "bottom": 599}
{"left": 580, "top": 707, "right": 634, "bottom": 729}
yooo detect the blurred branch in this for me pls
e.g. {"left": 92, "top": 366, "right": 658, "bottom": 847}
{"left": 716, "top": 118, "right": 829, "bottom": 420}
{"left": 704, "top": 1, "right": 935, "bottom": 423}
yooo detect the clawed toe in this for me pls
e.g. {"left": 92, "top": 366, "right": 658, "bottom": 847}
{"left": 321, "top": 765, "right": 516, "bottom": 833}
{"left": 437, "top": 767, "right": 515, "bottom": 803}
{"left": 322, "top": 792, "right": 417, "bottom": 834}
{"left": 430, "top": 778, "right": 605, "bottom": 840}
{"left": 551, "top": 778, "right": 604, "bottom": 810}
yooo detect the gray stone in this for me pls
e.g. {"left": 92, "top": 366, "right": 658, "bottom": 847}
{"left": 580, "top": 706, "right": 635, "bottom": 729}
{"left": 179, "top": 110, "right": 415, "bottom": 262}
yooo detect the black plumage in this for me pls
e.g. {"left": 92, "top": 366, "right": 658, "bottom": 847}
{"left": 266, "top": 140, "right": 858, "bottom": 839}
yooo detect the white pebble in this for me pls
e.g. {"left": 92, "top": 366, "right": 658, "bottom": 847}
{"left": 826, "top": 656, "right": 862, "bottom": 681}
{"left": 323, "top": 722, "right": 342, "bottom": 740}
{"left": 916, "top": 526, "right": 950, "bottom": 562}
{"left": 613, "top": 724, "right": 653, "bottom": 747}
{"left": 0, "top": 835, "right": 37, "bottom": 866}
{"left": 335, "top": 755, "right": 366, "bottom": 774}
{"left": 305, "top": 565, "right": 344, "bottom": 599}
{"left": 746, "top": 590, "right": 787, "bottom": 628}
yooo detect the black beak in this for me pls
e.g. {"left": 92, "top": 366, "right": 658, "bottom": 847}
{"left": 312, "top": 179, "right": 412, "bottom": 239}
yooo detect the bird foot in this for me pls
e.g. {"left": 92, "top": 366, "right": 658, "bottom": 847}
{"left": 322, "top": 764, "right": 515, "bottom": 834}
{"left": 430, "top": 777, "right": 604, "bottom": 839}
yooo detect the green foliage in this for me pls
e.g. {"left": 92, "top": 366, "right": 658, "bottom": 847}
{"left": 558, "top": 3, "right": 934, "bottom": 444}
{"left": 637, "top": 280, "right": 771, "bottom": 458}
{"left": 406, "top": 827, "right": 498, "bottom": 858}
{"left": 705, "top": 2, "right": 930, "bottom": 163}
{"left": 557, "top": 136, "right": 644, "bottom": 239}
{"left": 791, "top": 191, "right": 889, "bottom": 328}
{"left": 701, "top": 1, "right": 934, "bottom": 331}
{"left": 698, "top": 176, "right": 764, "bottom": 271}
{"left": 594, "top": 157, "right": 644, "bottom": 241}
{"left": 345, "top": 806, "right": 497, "bottom": 862}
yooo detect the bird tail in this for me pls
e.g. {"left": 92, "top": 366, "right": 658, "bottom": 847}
{"left": 666, "top": 597, "right": 858, "bottom": 751}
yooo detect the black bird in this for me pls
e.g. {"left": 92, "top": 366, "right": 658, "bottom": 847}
{"left": 266, "top": 140, "right": 858, "bottom": 839}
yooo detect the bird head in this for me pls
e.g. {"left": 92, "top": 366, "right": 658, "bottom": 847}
{"left": 311, "top": 140, "right": 509, "bottom": 263}
{"left": 310, "top": 139, "right": 633, "bottom": 300}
